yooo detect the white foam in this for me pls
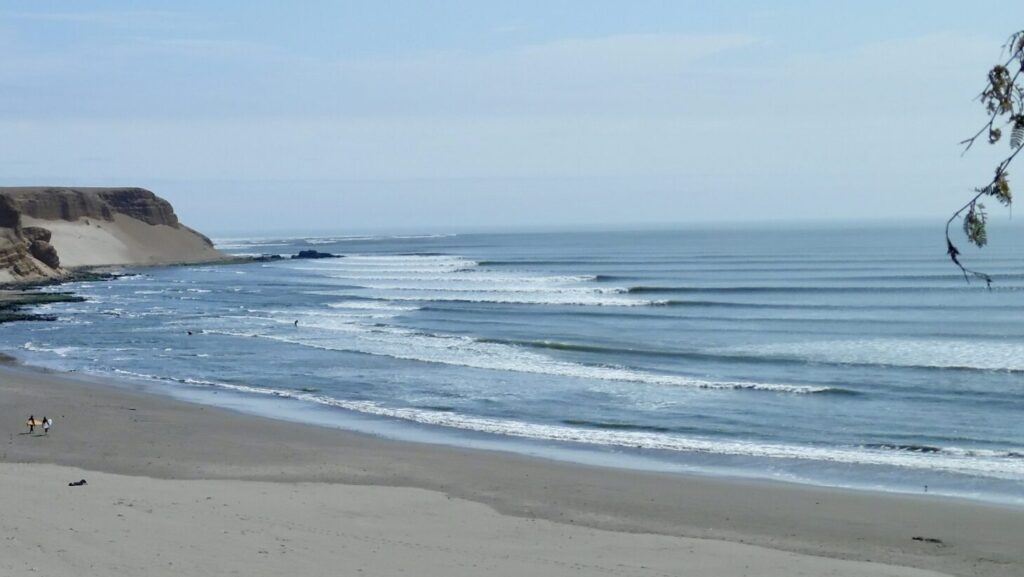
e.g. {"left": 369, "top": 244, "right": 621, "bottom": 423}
{"left": 291, "top": 271, "right": 596, "bottom": 284}
{"left": 23, "top": 342, "right": 78, "bottom": 357}
{"left": 301, "top": 233, "right": 455, "bottom": 244}
{"left": 337, "top": 283, "right": 621, "bottom": 294}
{"left": 367, "top": 292, "right": 658, "bottom": 307}
{"left": 153, "top": 376, "right": 1024, "bottom": 480}
{"left": 208, "top": 316, "right": 826, "bottom": 394}
{"left": 326, "top": 301, "right": 421, "bottom": 312}
{"left": 288, "top": 254, "right": 653, "bottom": 306}
{"left": 213, "top": 241, "right": 291, "bottom": 250}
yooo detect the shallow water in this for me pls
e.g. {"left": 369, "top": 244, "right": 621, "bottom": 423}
{"left": 4, "top": 224, "right": 1023, "bottom": 503}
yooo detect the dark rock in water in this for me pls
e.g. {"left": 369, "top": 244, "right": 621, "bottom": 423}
{"left": 0, "top": 290, "right": 85, "bottom": 324}
{"left": 29, "top": 240, "right": 60, "bottom": 268}
{"left": 292, "top": 250, "right": 339, "bottom": 259}
{"left": 252, "top": 254, "right": 284, "bottom": 262}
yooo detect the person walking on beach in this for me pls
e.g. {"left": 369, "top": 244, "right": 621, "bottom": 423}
{"left": 27, "top": 415, "right": 35, "bottom": 433}
{"left": 42, "top": 417, "right": 51, "bottom": 435}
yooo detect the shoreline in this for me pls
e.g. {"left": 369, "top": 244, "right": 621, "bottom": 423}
{"left": 8, "top": 245, "right": 1020, "bottom": 507}
{"left": 2, "top": 361, "right": 1022, "bottom": 576}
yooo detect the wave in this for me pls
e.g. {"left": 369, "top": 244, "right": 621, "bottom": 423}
{"left": 301, "top": 234, "right": 455, "bottom": 244}
{"left": 107, "top": 372, "right": 1024, "bottom": 480}
{"left": 364, "top": 293, "right": 659, "bottom": 307}
{"left": 294, "top": 254, "right": 655, "bottom": 306}
{"left": 352, "top": 284, "right": 624, "bottom": 295}
{"left": 297, "top": 272, "right": 599, "bottom": 284}
{"left": 296, "top": 255, "right": 476, "bottom": 272}
{"left": 864, "top": 443, "right": 1024, "bottom": 459}
{"left": 316, "top": 254, "right": 470, "bottom": 264}
{"left": 478, "top": 259, "right": 606, "bottom": 266}
{"left": 214, "top": 241, "right": 291, "bottom": 250}
{"left": 561, "top": 419, "right": 676, "bottom": 433}
{"left": 654, "top": 300, "right": 1024, "bottom": 312}
{"left": 720, "top": 339, "right": 1024, "bottom": 372}
{"left": 326, "top": 301, "right": 421, "bottom": 312}
{"left": 206, "top": 319, "right": 835, "bottom": 394}
{"left": 23, "top": 342, "right": 79, "bottom": 357}
{"left": 629, "top": 285, "right": 1005, "bottom": 295}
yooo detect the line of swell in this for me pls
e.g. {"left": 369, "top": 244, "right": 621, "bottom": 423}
{"left": 420, "top": 301, "right": 1024, "bottom": 316}
{"left": 652, "top": 300, "right": 1024, "bottom": 311}
{"left": 478, "top": 259, "right": 609, "bottom": 266}
{"left": 203, "top": 329, "right": 836, "bottom": 395}
{"left": 630, "top": 285, "right": 1017, "bottom": 294}
{"left": 474, "top": 336, "right": 1024, "bottom": 377}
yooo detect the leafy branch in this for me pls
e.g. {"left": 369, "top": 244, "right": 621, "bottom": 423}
{"left": 946, "top": 30, "right": 1024, "bottom": 287}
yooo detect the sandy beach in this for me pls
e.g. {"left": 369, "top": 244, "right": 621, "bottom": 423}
{"left": 2, "top": 364, "right": 1021, "bottom": 576}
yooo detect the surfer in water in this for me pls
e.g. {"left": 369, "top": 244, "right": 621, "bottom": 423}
{"left": 294, "top": 320, "right": 299, "bottom": 327}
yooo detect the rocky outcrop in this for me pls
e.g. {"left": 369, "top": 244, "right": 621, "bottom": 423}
{"left": 21, "top": 227, "right": 52, "bottom": 243}
{"left": 0, "top": 187, "right": 224, "bottom": 283}
{"left": 292, "top": 250, "right": 339, "bottom": 259}
{"left": 29, "top": 240, "right": 60, "bottom": 269}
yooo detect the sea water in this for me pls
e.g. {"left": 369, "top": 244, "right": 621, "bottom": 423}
{"left": 3, "top": 224, "right": 1023, "bottom": 503}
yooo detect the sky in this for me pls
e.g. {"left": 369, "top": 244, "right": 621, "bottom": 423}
{"left": 1, "top": 1, "right": 1022, "bottom": 235}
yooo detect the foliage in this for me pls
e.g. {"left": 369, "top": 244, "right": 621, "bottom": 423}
{"left": 946, "top": 30, "right": 1024, "bottom": 286}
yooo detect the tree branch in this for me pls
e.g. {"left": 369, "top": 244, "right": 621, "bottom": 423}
{"left": 948, "top": 30, "right": 1024, "bottom": 285}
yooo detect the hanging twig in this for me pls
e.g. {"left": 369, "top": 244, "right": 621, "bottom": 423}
{"left": 947, "top": 31, "right": 1024, "bottom": 285}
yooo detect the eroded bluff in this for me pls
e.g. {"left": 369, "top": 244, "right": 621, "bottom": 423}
{"left": 0, "top": 187, "right": 219, "bottom": 283}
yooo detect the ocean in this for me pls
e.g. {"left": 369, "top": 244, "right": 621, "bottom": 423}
{"left": 3, "top": 224, "right": 1023, "bottom": 503}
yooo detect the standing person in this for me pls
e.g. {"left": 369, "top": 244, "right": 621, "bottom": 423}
{"left": 42, "top": 417, "right": 51, "bottom": 435}
{"left": 27, "top": 415, "right": 35, "bottom": 433}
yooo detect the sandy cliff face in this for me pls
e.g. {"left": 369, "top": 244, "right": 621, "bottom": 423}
{"left": 0, "top": 187, "right": 224, "bottom": 283}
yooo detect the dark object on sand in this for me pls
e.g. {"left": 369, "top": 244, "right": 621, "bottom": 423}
{"left": 68, "top": 479, "right": 88, "bottom": 487}
{"left": 912, "top": 536, "right": 945, "bottom": 545}
{"left": 292, "top": 250, "right": 338, "bottom": 259}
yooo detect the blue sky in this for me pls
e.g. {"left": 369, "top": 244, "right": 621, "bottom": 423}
{"left": 1, "top": 1, "right": 1021, "bottom": 234}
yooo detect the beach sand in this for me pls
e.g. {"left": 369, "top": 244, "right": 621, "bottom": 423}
{"left": 2, "top": 364, "right": 1020, "bottom": 577}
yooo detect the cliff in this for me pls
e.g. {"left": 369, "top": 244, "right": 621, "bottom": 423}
{"left": 0, "top": 187, "right": 225, "bottom": 283}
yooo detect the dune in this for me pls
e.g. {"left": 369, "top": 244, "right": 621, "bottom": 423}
{"left": 20, "top": 213, "right": 222, "bottom": 268}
